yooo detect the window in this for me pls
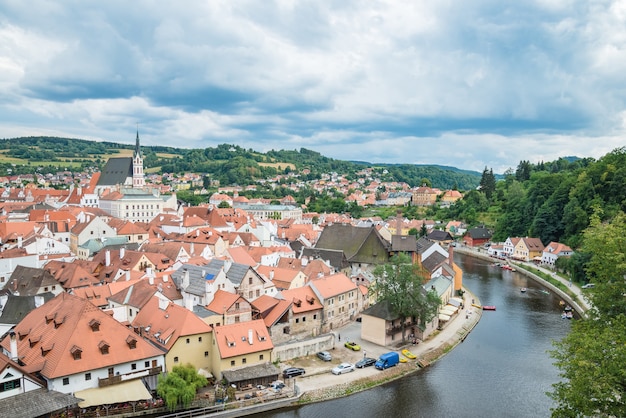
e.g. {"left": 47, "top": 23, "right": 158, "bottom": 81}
{"left": 145, "top": 361, "right": 150, "bottom": 368}
{"left": 230, "top": 360, "right": 235, "bottom": 366}
{"left": 313, "top": 314, "right": 317, "bottom": 320}
{"left": 0, "top": 379, "right": 20, "bottom": 392}
{"left": 85, "top": 373, "right": 91, "bottom": 381}
{"left": 204, "top": 351, "right": 209, "bottom": 357}
{"left": 198, "top": 337, "right": 202, "bottom": 342}
{"left": 63, "top": 377, "right": 69, "bottom": 386}
{"left": 186, "top": 338, "right": 190, "bottom": 344}
{"left": 131, "top": 363, "right": 137, "bottom": 370}
{"left": 249, "top": 277, "right": 253, "bottom": 285}
{"left": 174, "top": 356, "right": 179, "bottom": 363}
{"left": 108, "top": 367, "right": 114, "bottom": 376}
{"left": 302, "top": 316, "right": 306, "bottom": 322}
{"left": 295, "top": 318, "right": 299, "bottom": 323}
{"left": 234, "top": 316, "right": 240, "bottom": 323}
{"left": 235, "top": 302, "right": 240, "bottom": 309}
{"left": 259, "top": 354, "right": 264, "bottom": 361}
{"left": 242, "top": 358, "right": 247, "bottom": 364}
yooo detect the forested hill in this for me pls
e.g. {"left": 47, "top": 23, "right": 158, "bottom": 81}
{"left": 0, "top": 136, "right": 481, "bottom": 190}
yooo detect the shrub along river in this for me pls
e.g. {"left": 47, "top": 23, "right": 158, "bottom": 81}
{"left": 258, "top": 253, "right": 572, "bottom": 417}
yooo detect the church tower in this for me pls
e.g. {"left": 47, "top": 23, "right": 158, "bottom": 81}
{"left": 132, "top": 130, "right": 145, "bottom": 188}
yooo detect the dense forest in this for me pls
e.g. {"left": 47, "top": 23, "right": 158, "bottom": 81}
{"left": 0, "top": 136, "right": 482, "bottom": 189}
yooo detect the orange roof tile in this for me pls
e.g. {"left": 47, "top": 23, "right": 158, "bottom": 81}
{"left": 212, "top": 319, "right": 273, "bottom": 359}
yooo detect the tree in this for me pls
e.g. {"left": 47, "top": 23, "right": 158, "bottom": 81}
{"left": 157, "top": 364, "right": 207, "bottom": 412}
{"left": 370, "top": 253, "right": 441, "bottom": 343}
{"left": 549, "top": 211, "right": 626, "bottom": 417}
{"left": 218, "top": 200, "right": 231, "bottom": 208}
{"left": 479, "top": 166, "right": 496, "bottom": 199}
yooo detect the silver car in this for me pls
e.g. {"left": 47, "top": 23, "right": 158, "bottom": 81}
{"left": 332, "top": 362, "right": 355, "bottom": 375}
{"left": 317, "top": 351, "right": 332, "bottom": 361}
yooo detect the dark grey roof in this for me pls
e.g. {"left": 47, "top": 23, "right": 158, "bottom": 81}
{"left": 193, "top": 305, "right": 220, "bottom": 318}
{"left": 97, "top": 157, "right": 132, "bottom": 186}
{"left": 301, "top": 248, "right": 349, "bottom": 271}
{"left": 222, "top": 362, "right": 280, "bottom": 384}
{"left": 0, "top": 293, "right": 54, "bottom": 325}
{"left": 416, "top": 237, "right": 435, "bottom": 254}
{"left": 171, "top": 260, "right": 253, "bottom": 295}
{"left": 391, "top": 235, "right": 417, "bottom": 252}
{"left": 422, "top": 251, "right": 448, "bottom": 273}
{"left": 427, "top": 230, "right": 453, "bottom": 242}
{"left": 466, "top": 227, "right": 492, "bottom": 240}
{"left": 0, "top": 388, "right": 81, "bottom": 418}
{"left": 6, "top": 266, "right": 58, "bottom": 296}
{"left": 361, "top": 300, "right": 399, "bottom": 321}
{"left": 314, "top": 224, "right": 390, "bottom": 264}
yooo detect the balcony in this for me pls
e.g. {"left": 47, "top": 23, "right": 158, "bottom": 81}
{"left": 98, "top": 366, "right": 162, "bottom": 387}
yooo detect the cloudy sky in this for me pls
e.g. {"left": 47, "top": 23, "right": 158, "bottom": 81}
{"left": 2, "top": 1, "right": 626, "bottom": 173}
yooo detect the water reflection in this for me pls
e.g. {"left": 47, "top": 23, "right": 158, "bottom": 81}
{"left": 257, "top": 254, "right": 571, "bottom": 417}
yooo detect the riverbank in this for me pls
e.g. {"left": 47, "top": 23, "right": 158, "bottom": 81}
{"left": 206, "top": 286, "right": 482, "bottom": 418}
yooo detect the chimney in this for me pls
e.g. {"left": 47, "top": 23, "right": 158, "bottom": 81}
{"left": 269, "top": 270, "right": 275, "bottom": 280}
{"left": 9, "top": 331, "right": 18, "bottom": 361}
{"left": 158, "top": 298, "right": 169, "bottom": 311}
{"left": 163, "top": 274, "right": 169, "bottom": 282}
{"left": 125, "top": 270, "right": 131, "bottom": 281}
{"left": 301, "top": 258, "right": 308, "bottom": 266}
{"left": 448, "top": 244, "right": 454, "bottom": 266}
{"left": 185, "top": 296, "right": 194, "bottom": 312}
{"left": 248, "top": 329, "right": 253, "bottom": 345}
{"left": 17, "top": 236, "right": 22, "bottom": 248}
{"left": 34, "top": 295, "right": 45, "bottom": 308}
{"left": 396, "top": 209, "right": 403, "bottom": 236}
{"left": 148, "top": 275, "right": 154, "bottom": 285}
{"left": 105, "top": 250, "right": 111, "bottom": 267}
{"left": 190, "top": 242, "right": 195, "bottom": 256}
{"left": 120, "top": 247, "right": 125, "bottom": 259}
{"left": 182, "top": 269, "right": 190, "bottom": 289}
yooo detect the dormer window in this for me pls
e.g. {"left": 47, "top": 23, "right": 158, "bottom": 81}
{"left": 98, "top": 341, "right": 110, "bottom": 355}
{"left": 41, "top": 343, "right": 54, "bottom": 357}
{"left": 226, "top": 335, "right": 236, "bottom": 347}
{"left": 126, "top": 335, "right": 137, "bottom": 350}
{"left": 70, "top": 345, "right": 82, "bottom": 360}
{"left": 89, "top": 319, "right": 101, "bottom": 332}
{"left": 54, "top": 316, "right": 65, "bottom": 329}
{"left": 28, "top": 336, "right": 41, "bottom": 348}
{"left": 45, "top": 313, "right": 55, "bottom": 325}
{"left": 18, "top": 329, "right": 30, "bottom": 341}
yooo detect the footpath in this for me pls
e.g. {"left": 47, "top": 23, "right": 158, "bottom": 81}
{"left": 206, "top": 287, "right": 483, "bottom": 418}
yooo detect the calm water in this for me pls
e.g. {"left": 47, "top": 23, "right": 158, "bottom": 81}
{"left": 258, "top": 254, "right": 572, "bottom": 418}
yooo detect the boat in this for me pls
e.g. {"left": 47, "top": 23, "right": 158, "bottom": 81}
{"left": 501, "top": 264, "right": 512, "bottom": 270}
{"left": 402, "top": 349, "right": 416, "bottom": 359}
{"left": 561, "top": 312, "right": 567, "bottom": 319}
{"left": 564, "top": 305, "right": 572, "bottom": 312}
{"left": 539, "top": 289, "right": 550, "bottom": 295}
{"left": 566, "top": 311, "right": 573, "bottom": 319}
{"left": 482, "top": 305, "right": 496, "bottom": 311}
{"left": 520, "top": 287, "right": 527, "bottom": 293}
{"left": 399, "top": 356, "right": 408, "bottom": 363}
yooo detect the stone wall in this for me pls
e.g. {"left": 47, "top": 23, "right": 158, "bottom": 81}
{"left": 272, "top": 334, "right": 335, "bottom": 362}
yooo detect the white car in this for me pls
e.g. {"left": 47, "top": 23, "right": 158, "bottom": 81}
{"left": 332, "top": 362, "right": 355, "bottom": 375}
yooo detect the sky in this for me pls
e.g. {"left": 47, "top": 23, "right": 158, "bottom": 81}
{"left": 1, "top": 1, "right": 626, "bottom": 173}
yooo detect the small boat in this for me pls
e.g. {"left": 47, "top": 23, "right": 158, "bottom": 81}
{"left": 399, "top": 356, "right": 408, "bottom": 363}
{"left": 564, "top": 305, "right": 572, "bottom": 312}
{"left": 402, "top": 349, "right": 416, "bottom": 359}
{"left": 539, "top": 289, "right": 550, "bottom": 295}
{"left": 566, "top": 311, "right": 573, "bottom": 319}
{"left": 482, "top": 305, "right": 496, "bottom": 311}
{"left": 501, "top": 265, "right": 512, "bottom": 270}
{"left": 520, "top": 287, "right": 527, "bottom": 293}
{"left": 559, "top": 300, "right": 566, "bottom": 307}
{"left": 561, "top": 312, "right": 567, "bottom": 319}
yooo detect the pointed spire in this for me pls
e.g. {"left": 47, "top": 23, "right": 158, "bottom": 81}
{"left": 134, "top": 129, "right": 141, "bottom": 157}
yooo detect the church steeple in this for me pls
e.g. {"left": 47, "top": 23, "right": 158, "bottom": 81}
{"left": 132, "top": 129, "right": 145, "bottom": 189}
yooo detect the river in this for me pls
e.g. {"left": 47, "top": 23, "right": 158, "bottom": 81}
{"left": 257, "top": 253, "right": 572, "bottom": 418}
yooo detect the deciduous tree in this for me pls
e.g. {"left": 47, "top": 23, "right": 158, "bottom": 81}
{"left": 157, "top": 364, "right": 207, "bottom": 412}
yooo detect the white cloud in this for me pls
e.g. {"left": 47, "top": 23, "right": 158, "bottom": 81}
{"left": 0, "top": 0, "right": 625, "bottom": 174}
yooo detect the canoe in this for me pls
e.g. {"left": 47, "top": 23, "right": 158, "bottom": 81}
{"left": 402, "top": 349, "right": 416, "bottom": 359}
{"left": 482, "top": 305, "right": 496, "bottom": 311}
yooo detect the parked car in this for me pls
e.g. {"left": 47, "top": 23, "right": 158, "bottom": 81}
{"left": 282, "top": 367, "right": 306, "bottom": 378}
{"left": 344, "top": 341, "right": 361, "bottom": 351}
{"left": 355, "top": 357, "right": 376, "bottom": 368}
{"left": 317, "top": 351, "right": 332, "bottom": 361}
{"left": 582, "top": 283, "right": 595, "bottom": 289}
{"left": 270, "top": 380, "right": 285, "bottom": 391}
{"left": 331, "top": 362, "right": 355, "bottom": 375}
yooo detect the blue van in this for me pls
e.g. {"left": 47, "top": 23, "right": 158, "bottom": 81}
{"left": 375, "top": 352, "right": 399, "bottom": 370}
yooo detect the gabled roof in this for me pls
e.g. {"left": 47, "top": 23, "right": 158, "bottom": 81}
{"left": 205, "top": 289, "right": 244, "bottom": 314}
{"left": 225, "top": 247, "right": 257, "bottom": 267}
{"left": 0, "top": 293, "right": 55, "bottom": 325}
{"left": 422, "top": 251, "right": 448, "bottom": 274}
{"left": 44, "top": 260, "right": 101, "bottom": 290}
{"left": 466, "top": 227, "right": 492, "bottom": 240}
{"left": 280, "top": 286, "right": 323, "bottom": 314}
{"left": 308, "top": 272, "right": 357, "bottom": 299}
{"left": 6, "top": 265, "right": 58, "bottom": 296}
{"left": 362, "top": 299, "right": 399, "bottom": 321}
{"left": 0, "top": 293, "right": 163, "bottom": 379}
{"left": 132, "top": 296, "right": 212, "bottom": 350}
{"left": 108, "top": 279, "right": 157, "bottom": 309}
{"left": 259, "top": 299, "right": 291, "bottom": 327}
{"left": 427, "top": 230, "right": 454, "bottom": 242}
{"left": 212, "top": 319, "right": 273, "bottom": 359}
{"left": 97, "top": 157, "right": 132, "bottom": 186}
{"left": 391, "top": 235, "right": 417, "bottom": 252}
{"left": 314, "top": 224, "right": 390, "bottom": 263}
